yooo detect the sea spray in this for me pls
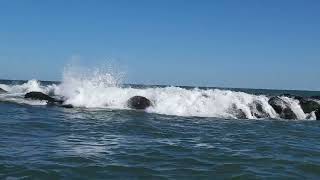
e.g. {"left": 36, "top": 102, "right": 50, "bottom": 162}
{"left": 0, "top": 79, "right": 44, "bottom": 94}
{"left": 0, "top": 66, "right": 319, "bottom": 120}
{"left": 52, "top": 64, "right": 126, "bottom": 108}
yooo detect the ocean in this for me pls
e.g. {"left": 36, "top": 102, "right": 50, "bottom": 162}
{"left": 1, "top": 77, "right": 320, "bottom": 179}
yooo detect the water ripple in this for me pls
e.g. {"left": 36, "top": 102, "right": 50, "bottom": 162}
{"left": 1, "top": 105, "right": 320, "bottom": 179}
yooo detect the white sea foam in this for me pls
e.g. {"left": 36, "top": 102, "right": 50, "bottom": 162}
{"left": 0, "top": 66, "right": 318, "bottom": 120}
{"left": 279, "top": 96, "right": 307, "bottom": 120}
{"left": 0, "top": 79, "right": 45, "bottom": 94}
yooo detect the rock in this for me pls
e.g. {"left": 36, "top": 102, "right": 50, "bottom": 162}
{"left": 60, "top": 104, "right": 73, "bottom": 108}
{"left": 201, "top": 93, "right": 209, "bottom": 98}
{"left": 280, "top": 94, "right": 304, "bottom": 101}
{"left": 311, "top": 96, "right": 320, "bottom": 100}
{"left": 25, "top": 92, "right": 56, "bottom": 102}
{"left": 282, "top": 108, "right": 298, "bottom": 120}
{"left": 47, "top": 99, "right": 73, "bottom": 108}
{"left": 306, "top": 113, "right": 315, "bottom": 120}
{"left": 249, "top": 100, "right": 269, "bottom": 118}
{"left": 234, "top": 109, "right": 247, "bottom": 119}
{"left": 127, "top": 96, "right": 151, "bottom": 110}
{"left": 47, "top": 89, "right": 56, "bottom": 96}
{"left": 229, "top": 104, "right": 248, "bottom": 119}
{"left": 315, "top": 109, "right": 320, "bottom": 120}
{"left": 280, "top": 94, "right": 320, "bottom": 114}
{"left": 0, "top": 88, "right": 7, "bottom": 93}
{"left": 268, "top": 97, "right": 284, "bottom": 114}
{"left": 268, "top": 96, "right": 297, "bottom": 119}
{"left": 25, "top": 91, "right": 73, "bottom": 109}
{"left": 313, "top": 108, "right": 320, "bottom": 120}
{"left": 299, "top": 99, "right": 320, "bottom": 114}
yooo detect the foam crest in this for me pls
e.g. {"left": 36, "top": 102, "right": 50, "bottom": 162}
{"left": 280, "top": 97, "right": 307, "bottom": 120}
{"left": 52, "top": 65, "right": 126, "bottom": 107}
{"left": 0, "top": 65, "right": 318, "bottom": 120}
{"left": 0, "top": 79, "right": 45, "bottom": 94}
{"left": 143, "top": 87, "right": 278, "bottom": 118}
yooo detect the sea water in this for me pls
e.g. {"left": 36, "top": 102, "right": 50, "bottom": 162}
{"left": 1, "top": 70, "right": 320, "bottom": 179}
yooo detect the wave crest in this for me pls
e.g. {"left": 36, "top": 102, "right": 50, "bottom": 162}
{"left": 0, "top": 66, "right": 319, "bottom": 120}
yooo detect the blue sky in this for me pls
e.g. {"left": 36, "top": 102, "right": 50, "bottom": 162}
{"left": 0, "top": 0, "right": 319, "bottom": 90}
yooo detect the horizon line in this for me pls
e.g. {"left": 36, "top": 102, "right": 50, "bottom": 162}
{"left": 0, "top": 78, "right": 319, "bottom": 93}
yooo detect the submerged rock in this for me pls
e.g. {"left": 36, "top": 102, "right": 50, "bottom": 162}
{"left": 127, "top": 96, "right": 151, "bottom": 110}
{"left": 268, "top": 97, "right": 297, "bottom": 119}
{"left": 281, "top": 94, "right": 308, "bottom": 104}
{"left": 25, "top": 92, "right": 56, "bottom": 102}
{"left": 280, "top": 94, "right": 320, "bottom": 115}
{"left": 315, "top": 109, "right": 320, "bottom": 120}
{"left": 228, "top": 101, "right": 270, "bottom": 119}
{"left": 249, "top": 100, "right": 270, "bottom": 118}
{"left": 0, "top": 88, "right": 7, "bottom": 93}
{"left": 299, "top": 99, "right": 320, "bottom": 114}
{"left": 60, "top": 104, "right": 74, "bottom": 109}
{"left": 280, "top": 94, "right": 304, "bottom": 101}
{"left": 25, "top": 91, "right": 73, "bottom": 109}
{"left": 229, "top": 104, "right": 248, "bottom": 119}
{"left": 46, "top": 100, "right": 73, "bottom": 108}
{"left": 234, "top": 109, "right": 247, "bottom": 119}
{"left": 311, "top": 96, "right": 320, "bottom": 100}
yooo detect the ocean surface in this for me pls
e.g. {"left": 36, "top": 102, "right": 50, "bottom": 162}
{"left": 1, "top": 78, "right": 320, "bottom": 179}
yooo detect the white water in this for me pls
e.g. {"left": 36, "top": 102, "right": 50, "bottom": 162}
{"left": 0, "top": 67, "right": 318, "bottom": 120}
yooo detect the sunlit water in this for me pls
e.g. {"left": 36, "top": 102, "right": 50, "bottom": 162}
{"left": 1, "top": 78, "right": 320, "bottom": 179}
{"left": 1, "top": 101, "right": 320, "bottom": 179}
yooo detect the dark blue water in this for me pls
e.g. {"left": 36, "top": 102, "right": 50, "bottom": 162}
{"left": 1, "top": 79, "right": 320, "bottom": 179}
{"left": 1, "top": 102, "right": 320, "bottom": 179}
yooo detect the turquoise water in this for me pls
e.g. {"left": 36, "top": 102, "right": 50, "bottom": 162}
{"left": 1, "top": 80, "right": 320, "bottom": 179}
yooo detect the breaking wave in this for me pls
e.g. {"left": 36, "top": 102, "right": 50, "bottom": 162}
{"left": 0, "top": 66, "right": 319, "bottom": 120}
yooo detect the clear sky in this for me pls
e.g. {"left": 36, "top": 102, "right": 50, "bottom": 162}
{"left": 0, "top": 0, "right": 319, "bottom": 90}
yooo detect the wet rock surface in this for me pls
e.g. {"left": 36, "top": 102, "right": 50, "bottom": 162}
{"left": 268, "top": 96, "right": 297, "bottom": 119}
{"left": 127, "top": 96, "right": 152, "bottom": 110}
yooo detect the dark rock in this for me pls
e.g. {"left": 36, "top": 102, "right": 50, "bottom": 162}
{"left": 280, "top": 94, "right": 294, "bottom": 97}
{"left": 60, "top": 104, "right": 73, "bottom": 108}
{"left": 46, "top": 101, "right": 73, "bottom": 109}
{"left": 127, "top": 96, "right": 151, "bottom": 110}
{"left": 306, "top": 113, "right": 314, "bottom": 120}
{"left": 0, "top": 88, "right": 7, "bottom": 93}
{"left": 230, "top": 104, "right": 248, "bottom": 119}
{"left": 47, "top": 89, "right": 56, "bottom": 96}
{"left": 235, "top": 109, "right": 247, "bottom": 119}
{"left": 24, "top": 91, "right": 73, "bottom": 109}
{"left": 202, "top": 93, "right": 209, "bottom": 98}
{"left": 311, "top": 96, "right": 320, "bottom": 100}
{"left": 299, "top": 99, "right": 320, "bottom": 114}
{"left": 280, "top": 94, "right": 320, "bottom": 114}
{"left": 315, "top": 109, "right": 320, "bottom": 120}
{"left": 282, "top": 108, "right": 298, "bottom": 120}
{"left": 249, "top": 100, "right": 269, "bottom": 118}
{"left": 268, "top": 96, "right": 297, "bottom": 119}
{"left": 25, "top": 92, "right": 56, "bottom": 102}
{"left": 280, "top": 94, "right": 304, "bottom": 101}
{"left": 268, "top": 97, "right": 284, "bottom": 114}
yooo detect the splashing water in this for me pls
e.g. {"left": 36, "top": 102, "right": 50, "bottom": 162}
{"left": 51, "top": 65, "right": 125, "bottom": 107}
{"left": 0, "top": 65, "right": 319, "bottom": 120}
